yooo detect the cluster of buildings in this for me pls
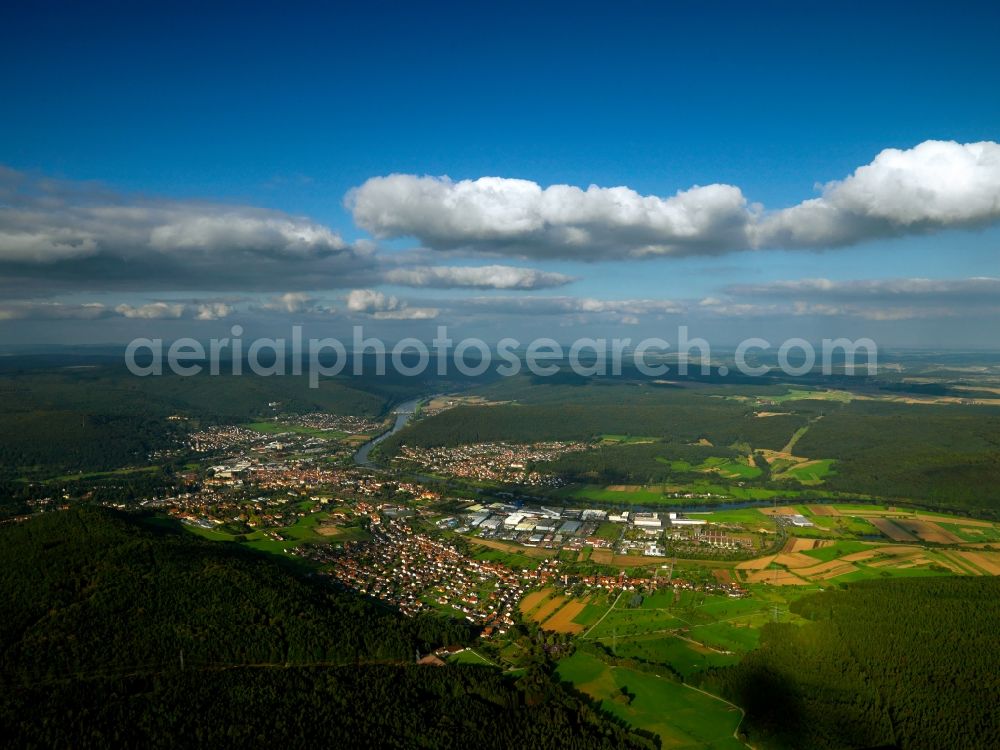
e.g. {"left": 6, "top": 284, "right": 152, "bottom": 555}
{"left": 267, "top": 413, "right": 385, "bottom": 434}
{"left": 187, "top": 424, "right": 352, "bottom": 463}
{"left": 457, "top": 503, "right": 708, "bottom": 556}
{"left": 666, "top": 526, "right": 754, "bottom": 552}
{"left": 188, "top": 425, "right": 272, "bottom": 452}
{"left": 393, "top": 441, "right": 589, "bottom": 486}
{"left": 461, "top": 503, "right": 609, "bottom": 547}
{"left": 778, "top": 513, "right": 816, "bottom": 528}
{"left": 296, "top": 517, "right": 560, "bottom": 636}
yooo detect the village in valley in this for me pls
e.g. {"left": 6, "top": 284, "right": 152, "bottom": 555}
{"left": 82, "top": 399, "right": 996, "bottom": 681}
{"left": 17, "top": 377, "right": 1000, "bottom": 749}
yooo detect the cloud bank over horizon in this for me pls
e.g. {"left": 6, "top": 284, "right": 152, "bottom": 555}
{"left": 1, "top": 140, "right": 998, "bottom": 342}
{"left": 350, "top": 140, "right": 1000, "bottom": 259}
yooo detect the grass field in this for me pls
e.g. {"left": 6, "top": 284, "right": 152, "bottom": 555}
{"left": 799, "top": 539, "right": 871, "bottom": 562}
{"left": 696, "top": 508, "right": 774, "bottom": 526}
{"left": 560, "top": 481, "right": 796, "bottom": 506}
{"left": 557, "top": 652, "right": 746, "bottom": 749}
{"left": 781, "top": 458, "right": 836, "bottom": 484}
{"left": 767, "top": 388, "right": 855, "bottom": 404}
{"left": 469, "top": 540, "right": 545, "bottom": 569}
{"left": 244, "top": 420, "right": 354, "bottom": 439}
{"left": 593, "top": 521, "right": 623, "bottom": 541}
{"left": 447, "top": 649, "right": 497, "bottom": 666}
{"left": 608, "top": 634, "right": 741, "bottom": 678}
{"left": 937, "top": 522, "right": 1000, "bottom": 543}
{"left": 561, "top": 485, "right": 670, "bottom": 504}
{"left": 600, "top": 434, "right": 660, "bottom": 444}
{"left": 49, "top": 465, "right": 162, "bottom": 482}
{"left": 163, "top": 512, "right": 370, "bottom": 560}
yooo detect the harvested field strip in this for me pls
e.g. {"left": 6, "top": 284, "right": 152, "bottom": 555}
{"left": 797, "top": 559, "right": 865, "bottom": 577}
{"left": 519, "top": 588, "right": 552, "bottom": 615}
{"left": 841, "top": 545, "right": 921, "bottom": 563}
{"left": 773, "top": 552, "right": 820, "bottom": 569}
{"left": 473, "top": 537, "right": 551, "bottom": 558}
{"left": 610, "top": 554, "right": 687, "bottom": 567}
{"left": 744, "top": 569, "right": 809, "bottom": 585}
{"left": 937, "top": 552, "right": 983, "bottom": 576}
{"left": 736, "top": 554, "right": 776, "bottom": 570}
{"left": 815, "top": 563, "right": 858, "bottom": 580}
{"left": 841, "top": 549, "right": 883, "bottom": 562}
{"left": 877, "top": 545, "right": 924, "bottom": 556}
{"left": 866, "top": 550, "right": 922, "bottom": 567}
{"left": 915, "top": 513, "right": 993, "bottom": 527}
{"left": 929, "top": 555, "right": 967, "bottom": 575}
{"left": 781, "top": 537, "right": 827, "bottom": 553}
{"left": 542, "top": 597, "right": 589, "bottom": 633}
{"left": 808, "top": 505, "right": 841, "bottom": 516}
{"left": 954, "top": 551, "right": 1000, "bottom": 575}
{"left": 897, "top": 519, "right": 963, "bottom": 544}
{"left": 590, "top": 549, "right": 614, "bottom": 564}
{"left": 870, "top": 518, "right": 919, "bottom": 541}
{"left": 532, "top": 594, "right": 571, "bottom": 623}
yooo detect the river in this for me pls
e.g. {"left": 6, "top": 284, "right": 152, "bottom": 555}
{"left": 353, "top": 397, "right": 423, "bottom": 467}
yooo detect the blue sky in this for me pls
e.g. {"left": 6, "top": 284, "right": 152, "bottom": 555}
{"left": 1, "top": 0, "right": 999, "bottom": 346}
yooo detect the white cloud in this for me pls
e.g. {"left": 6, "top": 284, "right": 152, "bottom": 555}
{"left": 726, "top": 276, "right": 1000, "bottom": 302}
{"left": 347, "top": 141, "right": 1000, "bottom": 259}
{"left": 0, "top": 301, "right": 112, "bottom": 321}
{"left": 345, "top": 289, "right": 439, "bottom": 320}
{"left": 346, "top": 289, "right": 400, "bottom": 313}
{"left": 0, "top": 299, "right": 240, "bottom": 322}
{"left": 372, "top": 307, "right": 440, "bottom": 320}
{"left": 707, "top": 276, "right": 1000, "bottom": 320}
{"left": 383, "top": 264, "right": 575, "bottom": 289}
{"left": 348, "top": 174, "right": 752, "bottom": 259}
{"left": 192, "top": 302, "right": 233, "bottom": 320}
{"left": 264, "top": 292, "right": 311, "bottom": 313}
{"left": 438, "top": 295, "right": 684, "bottom": 319}
{"left": 0, "top": 168, "right": 375, "bottom": 293}
{"left": 115, "top": 302, "right": 187, "bottom": 319}
{"left": 755, "top": 141, "right": 1000, "bottom": 248}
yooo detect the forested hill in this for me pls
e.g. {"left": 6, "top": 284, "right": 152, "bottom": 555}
{"left": 700, "top": 577, "right": 1000, "bottom": 750}
{"left": 0, "top": 509, "right": 648, "bottom": 749}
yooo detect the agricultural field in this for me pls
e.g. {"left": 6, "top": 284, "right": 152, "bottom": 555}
{"left": 522, "top": 588, "right": 613, "bottom": 634}
{"left": 469, "top": 542, "right": 544, "bottom": 570}
{"left": 556, "top": 652, "right": 747, "bottom": 749}
{"left": 558, "top": 481, "right": 794, "bottom": 506}
{"left": 607, "top": 633, "right": 741, "bottom": 678}
{"left": 244, "top": 421, "right": 344, "bottom": 438}
{"left": 578, "top": 586, "right": 814, "bottom": 656}
{"left": 446, "top": 648, "right": 498, "bottom": 667}
{"left": 734, "top": 539, "right": 1000, "bottom": 586}
{"left": 159, "top": 512, "right": 371, "bottom": 563}
{"left": 599, "top": 434, "right": 659, "bottom": 444}
{"left": 780, "top": 458, "right": 836, "bottom": 484}
{"left": 731, "top": 388, "right": 856, "bottom": 405}
{"left": 658, "top": 455, "right": 762, "bottom": 480}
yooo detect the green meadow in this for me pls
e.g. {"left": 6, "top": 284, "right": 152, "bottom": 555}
{"left": 557, "top": 652, "right": 746, "bottom": 749}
